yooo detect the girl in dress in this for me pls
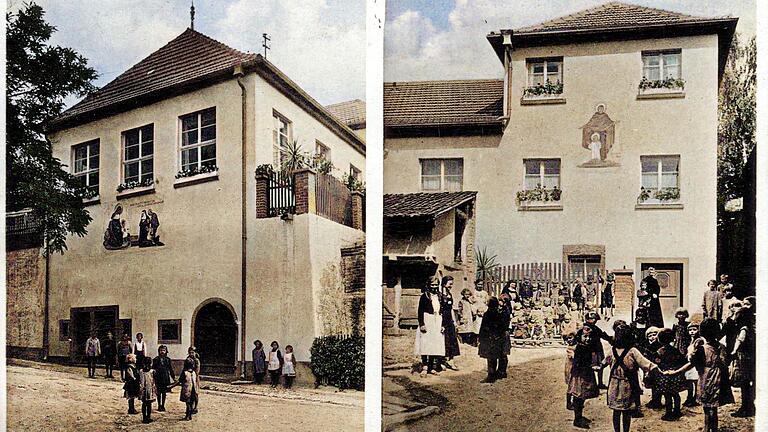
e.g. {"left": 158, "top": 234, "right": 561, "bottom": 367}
{"left": 152, "top": 345, "right": 175, "bottom": 412}
{"left": 282, "top": 345, "right": 297, "bottom": 388}
{"left": 415, "top": 277, "right": 445, "bottom": 377}
{"left": 671, "top": 308, "right": 691, "bottom": 356}
{"left": 117, "top": 334, "right": 132, "bottom": 382}
{"left": 682, "top": 320, "right": 701, "bottom": 407}
{"left": 603, "top": 323, "right": 657, "bottom": 432}
{"left": 133, "top": 333, "right": 146, "bottom": 370}
{"left": 568, "top": 326, "right": 600, "bottom": 429}
{"left": 268, "top": 340, "right": 284, "bottom": 388}
{"left": 171, "top": 358, "right": 199, "bottom": 421}
{"left": 655, "top": 328, "right": 686, "bottom": 421}
{"left": 729, "top": 299, "right": 756, "bottom": 417}
{"left": 123, "top": 354, "right": 140, "bottom": 415}
{"left": 457, "top": 288, "right": 477, "bottom": 346}
{"left": 252, "top": 340, "right": 267, "bottom": 384}
{"left": 563, "top": 331, "right": 577, "bottom": 411}
{"left": 138, "top": 357, "right": 157, "bottom": 424}
{"left": 186, "top": 346, "right": 201, "bottom": 413}
{"left": 662, "top": 318, "right": 734, "bottom": 432}
{"left": 601, "top": 273, "right": 615, "bottom": 318}
{"left": 439, "top": 276, "right": 460, "bottom": 371}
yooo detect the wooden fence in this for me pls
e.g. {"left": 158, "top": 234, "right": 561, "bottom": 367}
{"left": 316, "top": 172, "right": 353, "bottom": 227}
{"left": 483, "top": 262, "right": 603, "bottom": 297}
{"left": 267, "top": 170, "right": 295, "bottom": 217}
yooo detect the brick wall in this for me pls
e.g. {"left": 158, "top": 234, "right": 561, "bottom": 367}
{"left": 341, "top": 241, "right": 365, "bottom": 335}
{"left": 613, "top": 271, "right": 635, "bottom": 319}
{"left": 6, "top": 247, "right": 46, "bottom": 357}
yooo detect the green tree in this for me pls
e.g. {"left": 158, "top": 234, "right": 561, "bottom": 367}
{"left": 6, "top": 3, "right": 98, "bottom": 254}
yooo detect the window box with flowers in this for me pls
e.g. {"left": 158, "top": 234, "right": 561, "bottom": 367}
{"left": 116, "top": 178, "right": 155, "bottom": 199}
{"left": 521, "top": 81, "right": 565, "bottom": 104}
{"left": 637, "top": 77, "right": 686, "bottom": 98}
{"left": 636, "top": 187, "right": 683, "bottom": 209}
{"left": 173, "top": 164, "right": 219, "bottom": 189}
{"left": 516, "top": 185, "right": 563, "bottom": 211}
{"left": 81, "top": 186, "right": 100, "bottom": 205}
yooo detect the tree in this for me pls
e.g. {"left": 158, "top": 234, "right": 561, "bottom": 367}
{"left": 6, "top": 3, "right": 98, "bottom": 254}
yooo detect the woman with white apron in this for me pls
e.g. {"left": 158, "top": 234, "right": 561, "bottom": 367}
{"left": 415, "top": 276, "right": 445, "bottom": 377}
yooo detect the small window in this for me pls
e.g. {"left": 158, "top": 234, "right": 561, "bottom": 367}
{"left": 642, "top": 50, "right": 681, "bottom": 81}
{"left": 59, "top": 320, "right": 70, "bottom": 341}
{"left": 420, "top": 159, "right": 463, "bottom": 192}
{"left": 350, "top": 164, "right": 362, "bottom": 181}
{"left": 122, "top": 124, "right": 154, "bottom": 184}
{"left": 524, "top": 159, "right": 560, "bottom": 190}
{"left": 568, "top": 255, "right": 602, "bottom": 280}
{"left": 72, "top": 139, "right": 100, "bottom": 194}
{"left": 272, "top": 111, "right": 292, "bottom": 168}
{"left": 315, "top": 140, "right": 331, "bottom": 161}
{"left": 157, "top": 319, "right": 182, "bottom": 345}
{"left": 527, "top": 58, "right": 563, "bottom": 87}
{"left": 180, "top": 107, "right": 216, "bottom": 172}
{"left": 641, "top": 155, "right": 680, "bottom": 203}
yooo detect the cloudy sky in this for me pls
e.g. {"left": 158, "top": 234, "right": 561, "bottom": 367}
{"left": 385, "top": 0, "right": 756, "bottom": 82}
{"left": 7, "top": 0, "right": 365, "bottom": 106}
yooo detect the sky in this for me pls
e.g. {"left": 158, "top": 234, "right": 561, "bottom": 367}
{"left": 384, "top": 0, "right": 757, "bottom": 82}
{"left": 7, "top": 0, "right": 366, "bottom": 107}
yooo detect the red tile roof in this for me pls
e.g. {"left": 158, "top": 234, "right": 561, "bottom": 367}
{"left": 50, "top": 28, "right": 257, "bottom": 130}
{"left": 325, "top": 99, "right": 366, "bottom": 130}
{"left": 384, "top": 79, "right": 503, "bottom": 128}
{"left": 383, "top": 192, "right": 477, "bottom": 218}
{"left": 514, "top": 2, "right": 732, "bottom": 35}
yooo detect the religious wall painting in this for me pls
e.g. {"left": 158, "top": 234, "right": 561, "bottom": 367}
{"left": 103, "top": 204, "right": 164, "bottom": 250}
{"left": 579, "top": 104, "right": 620, "bottom": 167}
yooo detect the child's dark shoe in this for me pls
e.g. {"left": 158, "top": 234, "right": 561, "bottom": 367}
{"left": 573, "top": 417, "right": 590, "bottom": 429}
{"left": 630, "top": 409, "right": 643, "bottom": 418}
{"left": 566, "top": 401, "right": 573, "bottom": 411}
{"left": 597, "top": 384, "right": 608, "bottom": 390}
{"left": 158, "top": 406, "right": 165, "bottom": 412}
{"left": 645, "top": 400, "right": 662, "bottom": 409}
{"left": 682, "top": 399, "right": 696, "bottom": 407}
{"left": 128, "top": 409, "right": 139, "bottom": 415}
{"left": 480, "top": 375, "right": 496, "bottom": 384}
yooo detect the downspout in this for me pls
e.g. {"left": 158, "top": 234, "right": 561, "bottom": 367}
{"left": 235, "top": 64, "right": 248, "bottom": 379}
{"left": 43, "top": 238, "right": 50, "bottom": 360}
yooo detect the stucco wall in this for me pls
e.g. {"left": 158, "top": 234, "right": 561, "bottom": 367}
{"left": 384, "top": 35, "right": 718, "bottom": 319}
{"left": 6, "top": 247, "right": 46, "bottom": 352}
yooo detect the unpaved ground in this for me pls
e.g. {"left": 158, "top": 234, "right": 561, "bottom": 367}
{"left": 6, "top": 361, "right": 363, "bottom": 431}
{"left": 384, "top": 344, "right": 754, "bottom": 432}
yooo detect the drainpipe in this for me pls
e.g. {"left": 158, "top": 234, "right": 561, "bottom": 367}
{"left": 43, "top": 237, "right": 50, "bottom": 360}
{"left": 234, "top": 64, "right": 247, "bottom": 379}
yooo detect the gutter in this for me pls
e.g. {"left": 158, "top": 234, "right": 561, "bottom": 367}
{"left": 234, "top": 64, "right": 248, "bottom": 379}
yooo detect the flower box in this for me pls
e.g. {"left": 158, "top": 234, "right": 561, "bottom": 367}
{"left": 637, "top": 77, "right": 685, "bottom": 98}
{"left": 516, "top": 186, "right": 562, "bottom": 205}
{"left": 173, "top": 169, "right": 219, "bottom": 189}
{"left": 637, "top": 187, "right": 680, "bottom": 205}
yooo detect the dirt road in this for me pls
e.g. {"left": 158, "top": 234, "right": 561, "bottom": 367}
{"left": 6, "top": 362, "right": 363, "bottom": 431}
{"left": 384, "top": 344, "right": 754, "bottom": 432}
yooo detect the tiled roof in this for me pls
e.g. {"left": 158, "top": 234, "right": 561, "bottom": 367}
{"left": 383, "top": 192, "right": 477, "bottom": 218}
{"left": 384, "top": 79, "right": 503, "bottom": 128}
{"left": 514, "top": 2, "right": 733, "bottom": 35}
{"left": 50, "top": 28, "right": 257, "bottom": 130}
{"left": 325, "top": 99, "right": 366, "bottom": 129}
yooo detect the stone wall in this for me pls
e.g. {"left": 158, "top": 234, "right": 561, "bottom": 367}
{"left": 341, "top": 241, "right": 365, "bottom": 335}
{"left": 6, "top": 247, "right": 46, "bottom": 358}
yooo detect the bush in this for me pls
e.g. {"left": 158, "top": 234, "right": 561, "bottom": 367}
{"left": 310, "top": 335, "right": 364, "bottom": 390}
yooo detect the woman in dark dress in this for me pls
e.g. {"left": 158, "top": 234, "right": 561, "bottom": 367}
{"left": 642, "top": 268, "right": 664, "bottom": 328}
{"left": 153, "top": 345, "right": 175, "bottom": 412}
{"left": 439, "top": 276, "right": 461, "bottom": 371}
{"left": 478, "top": 297, "right": 506, "bottom": 383}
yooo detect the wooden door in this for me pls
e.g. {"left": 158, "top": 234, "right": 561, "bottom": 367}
{"left": 641, "top": 264, "right": 683, "bottom": 325}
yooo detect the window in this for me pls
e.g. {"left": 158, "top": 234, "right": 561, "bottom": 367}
{"left": 272, "top": 111, "right": 292, "bottom": 168}
{"left": 122, "top": 124, "right": 154, "bottom": 184}
{"left": 315, "top": 140, "right": 331, "bottom": 161}
{"left": 641, "top": 155, "right": 680, "bottom": 203}
{"left": 59, "top": 320, "right": 70, "bottom": 341}
{"left": 527, "top": 58, "right": 563, "bottom": 86}
{"left": 523, "top": 159, "right": 560, "bottom": 190}
{"left": 180, "top": 107, "right": 216, "bottom": 172}
{"left": 420, "top": 159, "right": 463, "bottom": 192}
{"left": 350, "top": 164, "right": 362, "bottom": 181}
{"left": 157, "top": 319, "right": 182, "bottom": 345}
{"left": 642, "top": 50, "right": 681, "bottom": 81}
{"left": 568, "top": 255, "right": 602, "bottom": 280}
{"left": 72, "top": 139, "right": 100, "bottom": 194}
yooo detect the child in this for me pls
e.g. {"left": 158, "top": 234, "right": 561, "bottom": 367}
{"left": 283, "top": 345, "right": 297, "bottom": 388}
{"left": 134, "top": 333, "right": 147, "bottom": 369}
{"left": 186, "top": 346, "right": 201, "bottom": 414}
{"left": 701, "top": 280, "right": 723, "bottom": 321}
{"left": 555, "top": 296, "right": 568, "bottom": 336}
{"left": 173, "top": 358, "right": 199, "bottom": 421}
{"left": 122, "top": 354, "right": 139, "bottom": 415}
{"left": 671, "top": 308, "right": 691, "bottom": 356}
{"left": 85, "top": 331, "right": 101, "bottom": 378}
{"left": 563, "top": 331, "right": 577, "bottom": 410}
{"left": 117, "top": 334, "right": 132, "bottom": 382}
{"left": 655, "top": 328, "right": 686, "bottom": 420}
{"left": 601, "top": 273, "right": 615, "bottom": 319}
{"left": 102, "top": 332, "right": 117, "bottom": 379}
{"left": 457, "top": 288, "right": 477, "bottom": 345}
{"left": 583, "top": 311, "right": 612, "bottom": 390}
{"left": 730, "top": 301, "right": 756, "bottom": 417}
{"left": 252, "top": 340, "right": 267, "bottom": 384}
{"left": 662, "top": 318, "right": 734, "bottom": 432}
{"left": 138, "top": 357, "right": 157, "bottom": 424}
{"left": 268, "top": 340, "right": 283, "bottom": 388}
{"left": 604, "top": 323, "right": 657, "bottom": 432}
{"left": 572, "top": 279, "right": 584, "bottom": 311}
{"left": 568, "top": 326, "right": 600, "bottom": 429}
{"left": 682, "top": 320, "right": 701, "bottom": 407}
{"left": 152, "top": 345, "right": 174, "bottom": 412}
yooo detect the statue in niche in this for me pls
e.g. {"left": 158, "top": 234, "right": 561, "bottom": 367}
{"left": 580, "top": 104, "right": 618, "bottom": 167}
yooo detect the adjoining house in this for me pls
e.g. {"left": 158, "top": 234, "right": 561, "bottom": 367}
{"left": 326, "top": 99, "right": 366, "bottom": 140}
{"left": 384, "top": 2, "right": 738, "bottom": 324}
{"left": 382, "top": 191, "right": 477, "bottom": 332}
{"left": 41, "top": 27, "right": 365, "bottom": 380}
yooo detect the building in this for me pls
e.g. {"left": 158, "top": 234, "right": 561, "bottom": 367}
{"left": 326, "top": 99, "right": 366, "bottom": 140}
{"left": 384, "top": 2, "right": 737, "bottom": 324}
{"left": 382, "top": 192, "right": 477, "bottom": 332}
{"left": 44, "top": 27, "right": 365, "bottom": 379}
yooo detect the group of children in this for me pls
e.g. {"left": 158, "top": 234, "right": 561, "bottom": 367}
{"left": 251, "top": 340, "right": 297, "bottom": 388}
{"left": 563, "top": 293, "right": 756, "bottom": 432}
{"left": 122, "top": 345, "right": 200, "bottom": 423}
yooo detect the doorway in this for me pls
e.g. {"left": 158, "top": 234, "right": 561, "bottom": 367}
{"left": 193, "top": 300, "right": 238, "bottom": 375}
{"left": 640, "top": 263, "right": 684, "bottom": 324}
{"left": 70, "top": 306, "right": 118, "bottom": 364}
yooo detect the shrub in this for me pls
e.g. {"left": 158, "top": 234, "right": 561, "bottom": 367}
{"left": 310, "top": 335, "right": 364, "bottom": 390}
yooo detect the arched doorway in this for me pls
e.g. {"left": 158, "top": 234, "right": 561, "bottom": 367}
{"left": 193, "top": 300, "right": 237, "bottom": 375}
